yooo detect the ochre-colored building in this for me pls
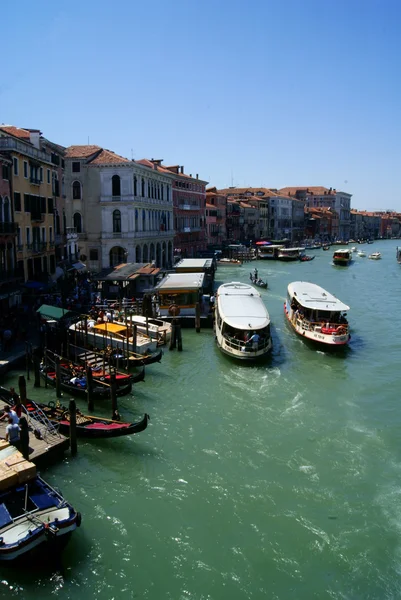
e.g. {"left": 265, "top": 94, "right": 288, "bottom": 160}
{"left": 0, "top": 126, "right": 57, "bottom": 281}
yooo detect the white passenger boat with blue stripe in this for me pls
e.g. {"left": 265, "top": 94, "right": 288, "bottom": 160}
{"left": 214, "top": 282, "right": 272, "bottom": 360}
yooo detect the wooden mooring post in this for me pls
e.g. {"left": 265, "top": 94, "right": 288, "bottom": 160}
{"left": 169, "top": 319, "right": 177, "bottom": 350}
{"left": 86, "top": 366, "right": 94, "bottom": 412}
{"left": 176, "top": 321, "right": 183, "bottom": 351}
{"left": 195, "top": 302, "right": 201, "bottom": 333}
{"left": 25, "top": 343, "right": 31, "bottom": 381}
{"left": 133, "top": 324, "right": 137, "bottom": 352}
{"left": 69, "top": 399, "right": 77, "bottom": 456}
{"left": 18, "top": 375, "right": 27, "bottom": 406}
{"left": 33, "top": 350, "right": 41, "bottom": 388}
{"left": 110, "top": 372, "right": 119, "bottom": 421}
{"left": 55, "top": 355, "right": 62, "bottom": 399}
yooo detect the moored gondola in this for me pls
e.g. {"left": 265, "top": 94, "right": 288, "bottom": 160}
{"left": 0, "top": 387, "right": 149, "bottom": 439}
{"left": 40, "top": 367, "right": 132, "bottom": 399}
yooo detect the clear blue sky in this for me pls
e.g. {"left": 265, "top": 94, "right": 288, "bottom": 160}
{"left": 2, "top": 0, "right": 401, "bottom": 210}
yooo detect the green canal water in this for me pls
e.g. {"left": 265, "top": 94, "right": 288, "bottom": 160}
{"left": 1, "top": 241, "right": 401, "bottom": 599}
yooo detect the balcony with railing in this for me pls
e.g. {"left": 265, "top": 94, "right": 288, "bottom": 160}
{"left": 0, "top": 222, "right": 18, "bottom": 235}
{"left": 178, "top": 227, "right": 202, "bottom": 233}
{"left": 66, "top": 227, "right": 78, "bottom": 240}
{"left": 178, "top": 204, "right": 201, "bottom": 211}
{"left": 30, "top": 177, "right": 41, "bottom": 185}
{"left": 0, "top": 137, "right": 52, "bottom": 164}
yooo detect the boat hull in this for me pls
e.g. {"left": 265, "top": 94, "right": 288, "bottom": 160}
{"left": 216, "top": 335, "right": 272, "bottom": 360}
{"left": 0, "top": 477, "right": 80, "bottom": 562}
{"left": 284, "top": 302, "right": 349, "bottom": 346}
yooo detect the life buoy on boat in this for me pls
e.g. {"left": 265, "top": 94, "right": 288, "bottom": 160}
{"left": 335, "top": 326, "right": 346, "bottom": 335}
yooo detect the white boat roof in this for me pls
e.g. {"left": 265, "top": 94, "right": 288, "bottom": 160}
{"left": 333, "top": 249, "right": 350, "bottom": 254}
{"left": 175, "top": 258, "right": 213, "bottom": 270}
{"left": 217, "top": 282, "right": 270, "bottom": 330}
{"left": 287, "top": 281, "right": 350, "bottom": 311}
{"left": 279, "top": 247, "right": 305, "bottom": 252}
{"left": 157, "top": 272, "right": 205, "bottom": 290}
{"left": 260, "top": 244, "right": 283, "bottom": 249}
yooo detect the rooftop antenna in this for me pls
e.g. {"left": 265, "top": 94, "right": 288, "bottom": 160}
{"left": 231, "top": 170, "right": 234, "bottom": 187}
{"left": 131, "top": 148, "right": 134, "bottom": 159}
{"left": 88, "top": 136, "right": 90, "bottom": 144}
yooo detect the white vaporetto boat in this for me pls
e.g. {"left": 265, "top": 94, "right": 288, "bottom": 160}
{"left": 368, "top": 252, "right": 381, "bottom": 260}
{"left": 332, "top": 248, "right": 352, "bottom": 266}
{"left": 277, "top": 247, "right": 306, "bottom": 261}
{"left": 284, "top": 281, "right": 350, "bottom": 347}
{"left": 214, "top": 282, "right": 272, "bottom": 360}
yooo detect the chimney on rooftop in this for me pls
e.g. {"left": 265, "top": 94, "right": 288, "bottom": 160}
{"left": 180, "top": 166, "right": 184, "bottom": 174}
{"left": 29, "top": 131, "right": 41, "bottom": 149}
{"left": 196, "top": 174, "right": 198, "bottom": 179}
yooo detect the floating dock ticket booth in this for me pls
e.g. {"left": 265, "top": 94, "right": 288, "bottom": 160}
{"left": 156, "top": 272, "right": 210, "bottom": 326}
{"left": 174, "top": 259, "right": 215, "bottom": 293}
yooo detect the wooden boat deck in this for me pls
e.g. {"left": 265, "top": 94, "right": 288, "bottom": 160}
{"left": 0, "top": 399, "right": 70, "bottom": 467}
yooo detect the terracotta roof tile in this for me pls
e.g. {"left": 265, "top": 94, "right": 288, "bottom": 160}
{"left": 136, "top": 158, "right": 172, "bottom": 174}
{"left": 217, "top": 187, "right": 279, "bottom": 197}
{"left": 65, "top": 145, "right": 102, "bottom": 158}
{"left": 279, "top": 186, "right": 335, "bottom": 196}
{"left": 89, "top": 149, "right": 130, "bottom": 165}
{"left": 0, "top": 125, "right": 31, "bottom": 140}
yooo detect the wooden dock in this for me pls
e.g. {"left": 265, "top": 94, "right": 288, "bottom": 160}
{"left": 0, "top": 399, "right": 70, "bottom": 467}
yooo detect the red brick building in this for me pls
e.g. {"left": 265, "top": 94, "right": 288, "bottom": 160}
{"left": 205, "top": 188, "right": 226, "bottom": 247}
{"left": 163, "top": 165, "right": 208, "bottom": 257}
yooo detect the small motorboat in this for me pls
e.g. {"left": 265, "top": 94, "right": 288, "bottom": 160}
{"left": 217, "top": 258, "right": 242, "bottom": 266}
{"left": 368, "top": 252, "right": 381, "bottom": 260}
{"left": 322, "top": 245, "right": 331, "bottom": 251}
{"left": 299, "top": 255, "right": 315, "bottom": 262}
{"left": 351, "top": 247, "right": 357, "bottom": 252}
{"left": 0, "top": 473, "right": 81, "bottom": 562}
{"left": 357, "top": 250, "right": 366, "bottom": 257}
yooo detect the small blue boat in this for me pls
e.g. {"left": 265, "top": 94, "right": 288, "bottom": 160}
{"left": 0, "top": 476, "right": 81, "bottom": 561}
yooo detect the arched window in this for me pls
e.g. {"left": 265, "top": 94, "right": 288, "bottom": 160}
{"left": 161, "top": 185, "right": 164, "bottom": 200}
{"left": 73, "top": 212, "right": 82, "bottom": 233}
{"left": 72, "top": 180, "right": 81, "bottom": 200}
{"left": 167, "top": 187, "right": 170, "bottom": 202}
{"left": 148, "top": 181, "right": 150, "bottom": 197}
{"left": 135, "top": 209, "right": 139, "bottom": 232}
{"left": 113, "top": 209, "right": 121, "bottom": 233}
{"left": 112, "top": 175, "right": 121, "bottom": 197}
{"left": 3, "top": 198, "right": 10, "bottom": 222}
{"left": 141, "top": 178, "right": 145, "bottom": 196}
{"left": 0, "top": 197, "right": 3, "bottom": 222}
{"left": 142, "top": 210, "right": 146, "bottom": 231}
{"left": 134, "top": 176, "right": 137, "bottom": 196}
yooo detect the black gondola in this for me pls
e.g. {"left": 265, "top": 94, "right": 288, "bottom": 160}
{"left": 109, "top": 348, "right": 163, "bottom": 368}
{"left": 0, "top": 387, "right": 148, "bottom": 439}
{"left": 249, "top": 274, "right": 268, "bottom": 289}
{"left": 40, "top": 367, "right": 132, "bottom": 399}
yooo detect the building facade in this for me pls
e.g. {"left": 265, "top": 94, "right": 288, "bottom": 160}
{"left": 0, "top": 126, "right": 57, "bottom": 282}
{"left": 205, "top": 188, "right": 226, "bottom": 247}
{"left": 279, "top": 186, "right": 352, "bottom": 241}
{"left": 162, "top": 164, "right": 207, "bottom": 258}
{"left": 0, "top": 155, "right": 20, "bottom": 307}
{"left": 64, "top": 147, "right": 175, "bottom": 272}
